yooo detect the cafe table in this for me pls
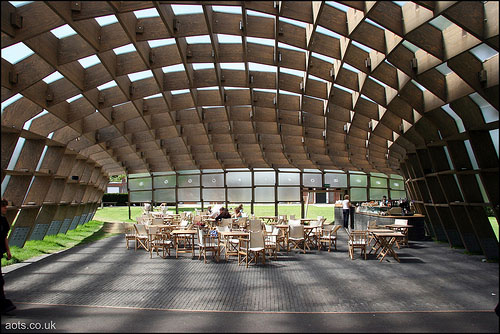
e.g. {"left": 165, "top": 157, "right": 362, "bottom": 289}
{"left": 383, "top": 224, "right": 413, "bottom": 248}
{"left": 171, "top": 229, "right": 196, "bottom": 259}
{"left": 369, "top": 230, "right": 405, "bottom": 262}
{"left": 218, "top": 230, "right": 249, "bottom": 261}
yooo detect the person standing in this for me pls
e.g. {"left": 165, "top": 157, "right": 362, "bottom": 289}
{"left": 1, "top": 199, "right": 16, "bottom": 314}
{"left": 342, "top": 194, "right": 351, "bottom": 231}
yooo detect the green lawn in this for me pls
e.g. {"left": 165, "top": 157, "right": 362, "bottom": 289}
{"left": 1, "top": 220, "right": 119, "bottom": 267}
{"left": 93, "top": 205, "right": 337, "bottom": 223}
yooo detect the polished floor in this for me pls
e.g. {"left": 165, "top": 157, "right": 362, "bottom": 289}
{"left": 1, "top": 229, "right": 498, "bottom": 332}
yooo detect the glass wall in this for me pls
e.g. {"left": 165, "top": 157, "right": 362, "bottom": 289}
{"left": 127, "top": 169, "right": 407, "bottom": 216}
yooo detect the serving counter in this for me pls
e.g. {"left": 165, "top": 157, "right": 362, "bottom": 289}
{"left": 333, "top": 206, "right": 426, "bottom": 241}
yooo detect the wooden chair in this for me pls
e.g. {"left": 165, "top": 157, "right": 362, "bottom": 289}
{"left": 124, "top": 224, "right": 135, "bottom": 250}
{"left": 237, "top": 217, "right": 248, "bottom": 230}
{"left": 288, "top": 219, "right": 301, "bottom": 226}
{"left": 393, "top": 219, "right": 409, "bottom": 248}
{"left": 197, "top": 228, "right": 219, "bottom": 263}
{"left": 152, "top": 217, "right": 164, "bottom": 225}
{"left": 134, "top": 223, "right": 149, "bottom": 251}
{"left": 248, "top": 219, "right": 263, "bottom": 232}
{"left": 348, "top": 230, "right": 369, "bottom": 260}
{"left": 238, "top": 230, "right": 266, "bottom": 268}
{"left": 288, "top": 224, "right": 306, "bottom": 253}
{"left": 319, "top": 224, "right": 342, "bottom": 252}
{"left": 264, "top": 226, "right": 280, "bottom": 260}
{"left": 148, "top": 225, "right": 172, "bottom": 258}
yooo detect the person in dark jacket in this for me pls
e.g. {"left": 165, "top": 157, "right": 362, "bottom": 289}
{"left": 1, "top": 199, "right": 16, "bottom": 314}
{"left": 215, "top": 207, "right": 232, "bottom": 222}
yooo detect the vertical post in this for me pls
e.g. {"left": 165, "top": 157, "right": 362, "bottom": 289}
{"left": 127, "top": 174, "right": 131, "bottom": 220}
{"left": 274, "top": 169, "right": 279, "bottom": 217}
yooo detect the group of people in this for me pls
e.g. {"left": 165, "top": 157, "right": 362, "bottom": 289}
{"left": 206, "top": 204, "right": 245, "bottom": 222}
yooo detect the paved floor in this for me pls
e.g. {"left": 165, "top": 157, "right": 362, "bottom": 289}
{"left": 1, "top": 230, "right": 498, "bottom": 332}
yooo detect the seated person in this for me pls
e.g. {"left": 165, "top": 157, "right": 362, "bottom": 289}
{"left": 215, "top": 207, "right": 232, "bottom": 222}
{"left": 234, "top": 207, "right": 243, "bottom": 218}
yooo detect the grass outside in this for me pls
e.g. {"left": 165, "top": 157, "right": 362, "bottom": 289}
{"left": 93, "top": 205, "right": 337, "bottom": 223}
{"left": 1, "top": 220, "right": 119, "bottom": 267}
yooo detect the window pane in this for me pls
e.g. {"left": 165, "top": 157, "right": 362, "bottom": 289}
{"left": 390, "top": 190, "right": 407, "bottom": 200}
{"left": 350, "top": 174, "right": 367, "bottom": 187}
{"left": 153, "top": 175, "right": 176, "bottom": 188}
{"left": 128, "top": 177, "right": 152, "bottom": 191}
{"left": 279, "top": 173, "right": 300, "bottom": 185}
{"left": 202, "top": 174, "right": 224, "bottom": 187}
{"left": 303, "top": 173, "right": 322, "bottom": 187}
{"left": 324, "top": 173, "right": 347, "bottom": 187}
{"left": 130, "top": 191, "right": 152, "bottom": 202}
{"left": 153, "top": 189, "right": 175, "bottom": 202}
{"left": 255, "top": 187, "right": 275, "bottom": 202}
{"left": 278, "top": 187, "right": 300, "bottom": 201}
{"left": 226, "top": 172, "right": 251, "bottom": 186}
{"left": 390, "top": 179, "right": 404, "bottom": 190}
{"left": 178, "top": 175, "right": 200, "bottom": 187}
{"left": 178, "top": 188, "right": 200, "bottom": 201}
{"left": 254, "top": 172, "right": 275, "bottom": 185}
{"left": 369, "top": 188, "right": 388, "bottom": 200}
{"left": 228, "top": 188, "right": 252, "bottom": 202}
{"left": 370, "top": 177, "right": 387, "bottom": 188}
{"left": 350, "top": 188, "right": 367, "bottom": 201}
{"left": 203, "top": 188, "right": 225, "bottom": 201}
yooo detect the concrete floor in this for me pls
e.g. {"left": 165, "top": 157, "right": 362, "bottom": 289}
{"left": 1, "top": 230, "right": 498, "bottom": 332}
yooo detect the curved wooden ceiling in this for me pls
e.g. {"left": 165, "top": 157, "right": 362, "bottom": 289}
{"left": 2, "top": 1, "right": 498, "bottom": 176}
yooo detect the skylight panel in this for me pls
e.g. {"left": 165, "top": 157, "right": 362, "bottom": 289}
{"left": 185, "top": 35, "right": 211, "bottom": 44}
{"left": 325, "top": 1, "right": 350, "bottom": 12}
{"left": 411, "top": 80, "right": 427, "bottom": 92}
{"left": 162, "top": 64, "right": 185, "bottom": 73}
{"left": 148, "top": 38, "right": 176, "bottom": 48}
{"left": 279, "top": 90, "right": 301, "bottom": 97}
{"left": 342, "top": 62, "right": 361, "bottom": 73}
{"left": 392, "top": 1, "right": 407, "bottom": 7}
{"left": 1, "top": 93, "right": 23, "bottom": 115}
{"left": 365, "top": 18, "right": 386, "bottom": 31}
{"left": 42, "top": 71, "right": 64, "bottom": 84}
{"left": 442, "top": 104, "right": 465, "bottom": 133}
{"left": 1, "top": 42, "right": 34, "bottom": 64}
{"left": 193, "top": 63, "right": 214, "bottom": 70}
{"left": 249, "top": 62, "right": 277, "bottom": 73}
{"left": 144, "top": 93, "right": 163, "bottom": 100}
{"left": 112, "top": 102, "right": 129, "bottom": 108}
{"left": 351, "top": 40, "right": 373, "bottom": 53}
{"left": 429, "top": 16, "right": 453, "bottom": 31}
{"left": 246, "top": 9, "right": 275, "bottom": 19}
{"left": 50, "top": 24, "right": 77, "bottom": 39}
{"left": 128, "top": 70, "right": 153, "bottom": 82}
{"left": 247, "top": 37, "right": 275, "bottom": 47}
{"left": 280, "top": 67, "right": 305, "bottom": 77}
{"left": 334, "top": 84, "right": 355, "bottom": 94}
{"left": 361, "top": 94, "right": 376, "bottom": 103}
{"left": 435, "top": 62, "right": 453, "bottom": 75}
{"left": 220, "top": 62, "right": 245, "bottom": 70}
{"left": 113, "top": 43, "right": 136, "bottom": 55}
{"left": 66, "top": 94, "right": 83, "bottom": 103}
{"left": 95, "top": 14, "right": 118, "bottom": 27}
{"left": 402, "top": 40, "right": 420, "bottom": 53}
{"left": 278, "top": 42, "right": 305, "bottom": 53}
{"left": 315, "top": 26, "right": 343, "bottom": 39}
{"left": 171, "top": 4, "right": 203, "bottom": 15}
{"left": 23, "top": 110, "right": 49, "bottom": 130}
{"left": 217, "top": 34, "right": 242, "bottom": 44}
{"left": 78, "top": 54, "right": 101, "bottom": 69}
{"left": 254, "top": 88, "right": 277, "bottom": 94}
{"left": 308, "top": 74, "right": 328, "bottom": 83}
{"left": 9, "top": 1, "right": 33, "bottom": 7}
{"left": 197, "top": 86, "right": 219, "bottom": 91}
{"left": 97, "top": 80, "right": 117, "bottom": 91}
{"left": 311, "top": 52, "right": 336, "bottom": 64}
{"left": 279, "top": 17, "right": 307, "bottom": 28}
{"left": 224, "top": 87, "right": 248, "bottom": 91}
{"left": 133, "top": 8, "right": 159, "bottom": 19}
{"left": 171, "top": 89, "right": 190, "bottom": 95}
{"left": 469, "top": 43, "right": 498, "bottom": 62}
{"left": 213, "top": 5, "right": 242, "bottom": 14}
{"left": 469, "top": 92, "right": 499, "bottom": 124}
{"left": 369, "top": 76, "right": 388, "bottom": 87}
